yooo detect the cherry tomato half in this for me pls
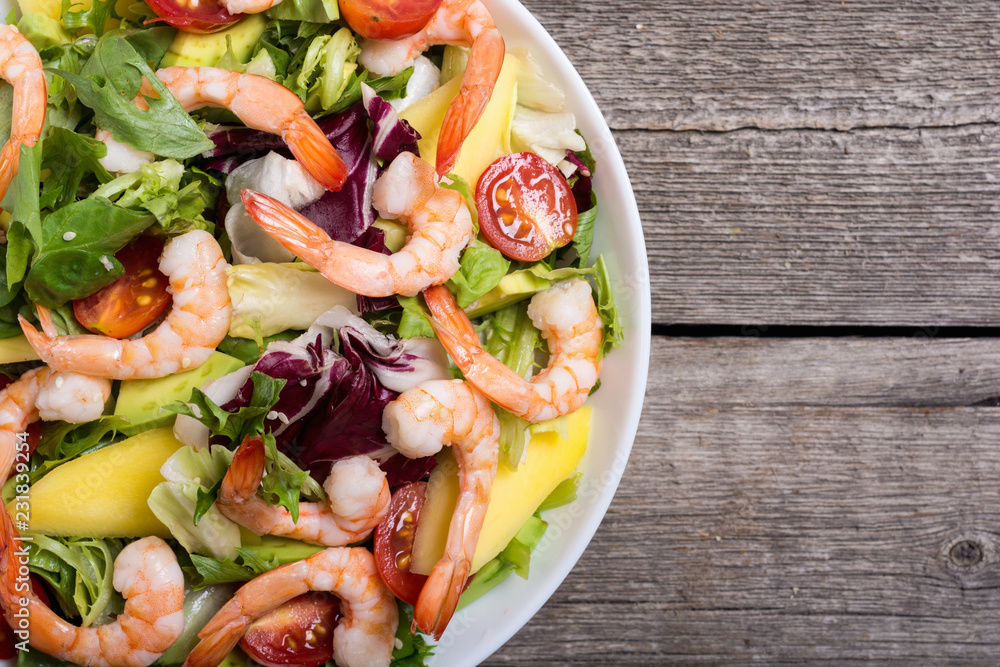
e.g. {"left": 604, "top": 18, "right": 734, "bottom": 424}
{"left": 143, "top": 0, "right": 241, "bottom": 33}
{"left": 475, "top": 152, "right": 578, "bottom": 262}
{"left": 73, "top": 235, "right": 172, "bottom": 340}
{"left": 240, "top": 592, "right": 341, "bottom": 667}
{"left": 338, "top": 0, "right": 442, "bottom": 40}
{"left": 374, "top": 481, "right": 428, "bottom": 605}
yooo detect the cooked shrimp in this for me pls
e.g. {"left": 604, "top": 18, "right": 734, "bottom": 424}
{"left": 382, "top": 379, "right": 499, "bottom": 639}
{"left": 242, "top": 151, "right": 473, "bottom": 297}
{"left": 0, "top": 366, "right": 111, "bottom": 480}
{"left": 216, "top": 0, "right": 277, "bottom": 14}
{"left": 218, "top": 436, "right": 390, "bottom": 546}
{"left": 95, "top": 128, "right": 155, "bottom": 175}
{"left": 19, "top": 230, "right": 232, "bottom": 380}
{"left": 154, "top": 67, "right": 347, "bottom": 192}
{"left": 425, "top": 278, "right": 603, "bottom": 423}
{"left": 358, "top": 0, "right": 504, "bottom": 175}
{"left": 0, "top": 26, "right": 46, "bottom": 203}
{"left": 0, "top": 516, "right": 185, "bottom": 667}
{"left": 185, "top": 547, "right": 397, "bottom": 667}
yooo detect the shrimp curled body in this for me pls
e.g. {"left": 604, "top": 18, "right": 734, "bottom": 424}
{"left": 185, "top": 547, "right": 398, "bottom": 667}
{"left": 0, "top": 25, "right": 46, "bottom": 203}
{"left": 242, "top": 151, "right": 473, "bottom": 297}
{"left": 382, "top": 379, "right": 499, "bottom": 639}
{"left": 156, "top": 67, "right": 347, "bottom": 192}
{"left": 19, "top": 230, "right": 232, "bottom": 380}
{"left": 425, "top": 278, "right": 603, "bottom": 422}
{"left": 359, "top": 0, "right": 504, "bottom": 175}
{"left": 218, "top": 437, "right": 391, "bottom": 546}
{"left": 0, "top": 366, "right": 111, "bottom": 480}
{"left": 0, "top": 523, "right": 185, "bottom": 667}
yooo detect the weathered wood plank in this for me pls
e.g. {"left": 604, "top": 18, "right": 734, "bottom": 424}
{"left": 487, "top": 405, "right": 1000, "bottom": 664}
{"left": 652, "top": 336, "right": 1000, "bottom": 407}
{"left": 485, "top": 339, "right": 1000, "bottom": 664}
{"left": 518, "top": 0, "right": 1000, "bottom": 132}
{"left": 623, "top": 124, "right": 1000, "bottom": 326}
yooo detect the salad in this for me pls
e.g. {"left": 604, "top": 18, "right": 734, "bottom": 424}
{"left": 0, "top": 0, "right": 624, "bottom": 664}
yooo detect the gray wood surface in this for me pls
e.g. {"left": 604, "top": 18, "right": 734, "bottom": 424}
{"left": 485, "top": 0, "right": 1000, "bottom": 664}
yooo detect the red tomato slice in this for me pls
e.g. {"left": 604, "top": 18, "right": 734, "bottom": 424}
{"left": 73, "top": 235, "right": 172, "bottom": 340}
{"left": 338, "top": 0, "right": 442, "bottom": 40}
{"left": 475, "top": 152, "right": 579, "bottom": 262}
{"left": 240, "top": 592, "right": 341, "bottom": 667}
{"left": 143, "top": 0, "right": 241, "bottom": 33}
{"left": 374, "top": 481, "right": 428, "bottom": 605}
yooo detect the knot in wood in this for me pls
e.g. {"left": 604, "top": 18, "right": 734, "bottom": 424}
{"left": 948, "top": 539, "right": 984, "bottom": 569}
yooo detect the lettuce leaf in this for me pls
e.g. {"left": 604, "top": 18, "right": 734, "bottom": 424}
{"left": 457, "top": 514, "right": 547, "bottom": 609}
{"left": 446, "top": 240, "right": 510, "bottom": 308}
{"left": 25, "top": 534, "right": 125, "bottom": 625}
{"left": 55, "top": 32, "right": 214, "bottom": 158}
{"left": 3, "top": 141, "right": 43, "bottom": 287}
{"left": 39, "top": 127, "right": 112, "bottom": 211}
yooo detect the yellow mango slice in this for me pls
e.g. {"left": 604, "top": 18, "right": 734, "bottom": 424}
{"left": 411, "top": 406, "right": 591, "bottom": 575}
{"left": 17, "top": 427, "right": 186, "bottom": 538}
{"left": 400, "top": 54, "right": 520, "bottom": 187}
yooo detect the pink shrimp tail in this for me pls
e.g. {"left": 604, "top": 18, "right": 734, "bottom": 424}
{"left": 183, "top": 624, "right": 245, "bottom": 667}
{"left": 241, "top": 189, "right": 334, "bottom": 266}
{"left": 284, "top": 109, "right": 348, "bottom": 192}
{"left": 413, "top": 556, "right": 469, "bottom": 640}
{"left": 18, "top": 315, "right": 53, "bottom": 365}
{"left": 221, "top": 436, "right": 266, "bottom": 504}
{"left": 435, "top": 30, "right": 505, "bottom": 175}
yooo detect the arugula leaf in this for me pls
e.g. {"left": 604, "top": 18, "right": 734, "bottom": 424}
{"left": 40, "top": 127, "right": 112, "bottom": 210}
{"left": 61, "top": 0, "right": 120, "bottom": 36}
{"left": 446, "top": 240, "right": 510, "bottom": 308}
{"left": 185, "top": 548, "right": 279, "bottom": 588}
{"left": 392, "top": 601, "right": 435, "bottom": 666}
{"left": 260, "top": 435, "right": 310, "bottom": 523}
{"left": 166, "top": 371, "right": 287, "bottom": 445}
{"left": 23, "top": 198, "right": 156, "bottom": 308}
{"left": 125, "top": 26, "right": 176, "bottom": 67}
{"left": 55, "top": 32, "right": 215, "bottom": 158}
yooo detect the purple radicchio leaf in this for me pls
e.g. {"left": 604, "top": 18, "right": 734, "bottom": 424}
{"left": 565, "top": 150, "right": 594, "bottom": 213}
{"left": 361, "top": 83, "right": 420, "bottom": 162}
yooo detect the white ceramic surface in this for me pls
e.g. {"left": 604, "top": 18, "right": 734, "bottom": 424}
{"left": 0, "top": 0, "right": 651, "bottom": 664}
{"left": 426, "top": 1, "right": 650, "bottom": 664}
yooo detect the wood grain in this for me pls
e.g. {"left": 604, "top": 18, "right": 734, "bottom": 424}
{"left": 518, "top": 0, "right": 1000, "bottom": 132}
{"left": 485, "top": 338, "right": 1000, "bottom": 664}
{"left": 632, "top": 125, "right": 1000, "bottom": 326}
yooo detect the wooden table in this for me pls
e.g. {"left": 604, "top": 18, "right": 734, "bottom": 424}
{"left": 486, "top": 1, "right": 1000, "bottom": 663}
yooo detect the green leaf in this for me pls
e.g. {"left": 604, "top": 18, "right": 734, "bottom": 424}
{"left": 124, "top": 25, "right": 176, "bottom": 67}
{"left": 396, "top": 295, "right": 436, "bottom": 339}
{"left": 61, "top": 0, "right": 120, "bottom": 36}
{"left": 446, "top": 240, "right": 510, "bottom": 308}
{"left": 593, "top": 254, "right": 623, "bottom": 355}
{"left": 216, "top": 331, "right": 301, "bottom": 365}
{"left": 457, "top": 515, "right": 548, "bottom": 609}
{"left": 392, "top": 601, "right": 435, "bottom": 666}
{"left": 25, "top": 534, "right": 125, "bottom": 625}
{"left": 185, "top": 550, "right": 276, "bottom": 588}
{"left": 538, "top": 473, "right": 582, "bottom": 512}
{"left": 572, "top": 191, "right": 598, "bottom": 268}
{"left": 165, "top": 371, "right": 287, "bottom": 445}
{"left": 3, "top": 140, "right": 43, "bottom": 287}
{"left": 23, "top": 198, "right": 156, "bottom": 308}
{"left": 259, "top": 434, "right": 310, "bottom": 523}
{"left": 40, "top": 126, "right": 112, "bottom": 210}
{"left": 55, "top": 32, "right": 215, "bottom": 158}
{"left": 265, "top": 0, "right": 339, "bottom": 22}
{"left": 440, "top": 173, "right": 478, "bottom": 233}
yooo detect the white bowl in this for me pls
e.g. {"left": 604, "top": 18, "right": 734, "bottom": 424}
{"left": 0, "top": 0, "right": 650, "bottom": 663}
{"left": 428, "top": 1, "right": 650, "bottom": 664}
